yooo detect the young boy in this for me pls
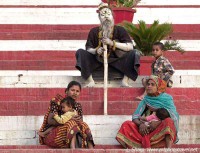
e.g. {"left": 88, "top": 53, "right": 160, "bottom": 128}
{"left": 136, "top": 42, "right": 175, "bottom": 100}
{"left": 38, "top": 97, "right": 77, "bottom": 137}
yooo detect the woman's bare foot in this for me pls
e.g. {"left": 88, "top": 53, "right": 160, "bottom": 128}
{"left": 165, "top": 134, "right": 173, "bottom": 148}
{"left": 70, "top": 135, "right": 76, "bottom": 149}
{"left": 37, "top": 131, "right": 45, "bottom": 137}
{"left": 135, "top": 95, "right": 144, "bottom": 100}
{"left": 136, "top": 91, "right": 146, "bottom": 100}
{"left": 88, "top": 141, "right": 94, "bottom": 149}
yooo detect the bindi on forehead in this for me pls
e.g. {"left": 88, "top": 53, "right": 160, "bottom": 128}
{"left": 100, "top": 8, "right": 111, "bottom": 15}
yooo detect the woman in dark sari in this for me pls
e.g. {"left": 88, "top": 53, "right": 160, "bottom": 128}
{"left": 39, "top": 81, "right": 94, "bottom": 148}
{"left": 116, "top": 75, "right": 179, "bottom": 148}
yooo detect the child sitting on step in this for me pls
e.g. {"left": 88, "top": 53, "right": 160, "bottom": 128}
{"left": 38, "top": 97, "right": 77, "bottom": 137}
{"left": 136, "top": 42, "right": 175, "bottom": 100}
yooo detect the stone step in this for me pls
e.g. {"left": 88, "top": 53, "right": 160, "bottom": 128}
{"left": 0, "top": 0, "right": 199, "bottom": 6}
{"left": 0, "top": 148, "right": 199, "bottom": 153}
{"left": 1, "top": 144, "right": 200, "bottom": 149}
{"left": 0, "top": 51, "right": 199, "bottom": 71}
{"left": 0, "top": 115, "right": 199, "bottom": 145}
{"left": 0, "top": 40, "right": 198, "bottom": 51}
{"left": 0, "top": 87, "right": 199, "bottom": 116}
{"left": 0, "top": 70, "right": 199, "bottom": 88}
{"left": 0, "top": 7, "right": 200, "bottom": 25}
{"left": 0, "top": 24, "right": 199, "bottom": 40}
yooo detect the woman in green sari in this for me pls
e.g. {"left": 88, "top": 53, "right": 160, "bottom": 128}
{"left": 116, "top": 75, "right": 179, "bottom": 148}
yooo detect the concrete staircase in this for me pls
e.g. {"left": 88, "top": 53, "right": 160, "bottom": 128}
{"left": 0, "top": 0, "right": 200, "bottom": 152}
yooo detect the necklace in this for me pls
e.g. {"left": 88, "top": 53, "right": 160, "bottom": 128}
{"left": 96, "top": 26, "right": 114, "bottom": 58}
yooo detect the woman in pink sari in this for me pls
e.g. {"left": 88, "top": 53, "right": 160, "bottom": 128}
{"left": 116, "top": 75, "right": 179, "bottom": 148}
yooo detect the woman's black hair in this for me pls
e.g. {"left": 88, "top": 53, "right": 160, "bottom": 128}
{"left": 65, "top": 81, "right": 82, "bottom": 93}
{"left": 60, "top": 96, "right": 76, "bottom": 109}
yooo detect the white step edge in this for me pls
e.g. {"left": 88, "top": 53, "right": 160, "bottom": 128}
{"left": 0, "top": 70, "right": 200, "bottom": 88}
{"left": 0, "top": 115, "right": 199, "bottom": 145}
{"left": 0, "top": 40, "right": 198, "bottom": 51}
{"left": 0, "top": 0, "right": 199, "bottom": 6}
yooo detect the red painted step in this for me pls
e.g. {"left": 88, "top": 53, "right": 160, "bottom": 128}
{"left": 0, "top": 24, "right": 199, "bottom": 40}
{"left": 0, "top": 144, "right": 200, "bottom": 149}
{"left": 0, "top": 51, "right": 199, "bottom": 70}
{"left": 0, "top": 145, "right": 199, "bottom": 153}
{"left": 0, "top": 88, "right": 199, "bottom": 116}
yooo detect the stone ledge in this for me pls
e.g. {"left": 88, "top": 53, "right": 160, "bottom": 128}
{"left": 0, "top": 148, "right": 199, "bottom": 153}
{"left": 0, "top": 115, "right": 199, "bottom": 145}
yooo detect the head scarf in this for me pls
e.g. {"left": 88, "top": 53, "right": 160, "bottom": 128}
{"left": 132, "top": 93, "right": 179, "bottom": 143}
{"left": 97, "top": 2, "right": 111, "bottom": 13}
{"left": 146, "top": 75, "right": 167, "bottom": 95}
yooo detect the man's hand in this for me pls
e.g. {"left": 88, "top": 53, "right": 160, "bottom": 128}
{"left": 139, "top": 123, "right": 149, "bottom": 136}
{"left": 102, "top": 37, "right": 113, "bottom": 46}
{"left": 96, "top": 47, "right": 104, "bottom": 55}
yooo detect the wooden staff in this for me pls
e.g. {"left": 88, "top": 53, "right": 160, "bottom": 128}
{"left": 103, "top": 43, "right": 108, "bottom": 115}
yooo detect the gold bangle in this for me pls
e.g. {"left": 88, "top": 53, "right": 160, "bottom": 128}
{"left": 112, "top": 40, "right": 116, "bottom": 51}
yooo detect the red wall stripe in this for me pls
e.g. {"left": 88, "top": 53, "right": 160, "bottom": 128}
{"left": 0, "top": 51, "right": 199, "bottom": 70}
{"left": 0, "top": 88, "right": 199, "bottom": 116}
{"left": 0, "top": 24, "right": 198, "bottom": 40}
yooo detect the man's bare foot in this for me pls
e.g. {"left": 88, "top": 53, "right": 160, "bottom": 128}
{"left": 37, "top": 131, "right": 45, "bottom": 137}
{"left": 121, "top": 75, "right": 132, "bottom": 87}
{"left": 85, "top": 75, "right": 95, "bottom": 87}
{"left": 121, "top": 81, "right": 132, "bottom": 87}
{"left": 85, "top": 81, "right": 95, "bottom": 87}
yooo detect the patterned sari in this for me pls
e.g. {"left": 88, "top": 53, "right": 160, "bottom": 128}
{"left": 39, "top": 94, "right": 94, "bottom": 148}
{"left": 116, "top": 93, "right": 179, "bottom": 148}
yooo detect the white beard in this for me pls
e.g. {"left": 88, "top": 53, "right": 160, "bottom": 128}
{"left": 102, "top": 19, "right": 114, "bottom": 38}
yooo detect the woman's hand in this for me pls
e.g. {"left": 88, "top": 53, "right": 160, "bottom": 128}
{"left": 139, "top": 123, "right": 149, "bottom": 136}
{"left": 48, "top": 113, "right": 60, "bottom": 126}
{"left": 148, "top": 120, "right": 161, "bottom": 132}
{"left": 71, "top": 115, "right": 83, "bottom": 123}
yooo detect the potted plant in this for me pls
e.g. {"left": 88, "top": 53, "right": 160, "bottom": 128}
{"left": 121, "top": 20, "right": 185, "bottom": 74}
{"left": 101, "top": 0, "right": 141, "bottom": 24}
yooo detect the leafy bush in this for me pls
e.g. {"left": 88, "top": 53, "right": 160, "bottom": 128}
{"left": 122, "top": 20, "right": 184, "bottom": 56}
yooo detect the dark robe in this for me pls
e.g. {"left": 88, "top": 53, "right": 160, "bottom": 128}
{"left": 76, "top": 25, "right": 140, "bottom": 81}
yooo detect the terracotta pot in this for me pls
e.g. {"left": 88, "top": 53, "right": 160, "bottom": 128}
{"left": 112, "top": 7, "right": 136, "bottom": 24}
{"left": 139, "top": 56, "right": 154, "bottom": 75}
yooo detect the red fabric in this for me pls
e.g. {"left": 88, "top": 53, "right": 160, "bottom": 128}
{"left": 44, "top": 120, "right": 80, "bottom": 148}
{"left": 116, "top": 118, "right": 176, "bottom": 148}
{"left": 142, "top": 135, "right": 151, "bottom": 148}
